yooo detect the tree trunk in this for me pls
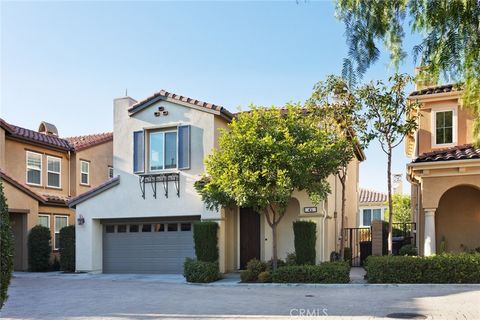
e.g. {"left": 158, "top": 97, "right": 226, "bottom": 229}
{"left": 338, "top": 169, "right": 347, "bottom": 260}
{"left": 272, "top": 222, "right": 278, "bottom": 270}
{"left": 387, "top": 150, "right": 393, "bottom": 255}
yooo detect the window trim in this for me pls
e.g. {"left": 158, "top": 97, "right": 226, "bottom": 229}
{"left": 431, "top": 106, "right": 457, "bottom": 148}
{"left": 46, "top": 155, "right": 62, "bottom": 188}
{"left": 359, "top": 206, "right": 384, "bottom": 227}
{"left": 38, "top": 214, "right": 50, "bottom": 229}
{"left": 148, "top": 129, "right": 178, "bottom": 172}
{"left": 26, "top": 151, "right": 42, "bottom": 186}
{"left": 54, "top": 215, "right": 68, "bottom": 250}
{"left": 80, "top": 160, "right": 90, "bottom": 186}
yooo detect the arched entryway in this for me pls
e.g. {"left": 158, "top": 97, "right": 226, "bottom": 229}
{"left": 436, "top": 185, "right": 480, "bottom": 253}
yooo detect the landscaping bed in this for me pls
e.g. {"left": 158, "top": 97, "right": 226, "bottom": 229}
{"left": 365, "top": 253, "right": 480, "bottom": 283}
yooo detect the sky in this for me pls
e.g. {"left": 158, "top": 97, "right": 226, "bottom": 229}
{"left": 1, "top": 1, "right": 422, "bottom": 194}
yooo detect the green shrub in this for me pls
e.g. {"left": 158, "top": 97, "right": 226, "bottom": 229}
{"left": 365, "top": 253, "right": 480, "bottom": 283}
{"left": 293, "top": 221, "right": 316, "bottom": 265}
{"left": 267, "top": 258, "right": 285, "bottom": 271}
{"left": 59, "top": 225, "right": 75, "bottom": 272}
{"left": 343, "top": 247, "right": 352, "bottom": 265}
{"left": 0, "top": 182, "right": 13, "bottom": 309}
{"left": 193, "top": 221, "right": 218, "bottom": 262}
{"left": 243, "top": 259, "right": 267, "bottom": 282}
{"left": 272, "top": 262, "right": 350, "bottom": 283}
{"left": 28, "top": 225, "right": 51, "bottom": 272}
{"left": 258, "top": 271, "right": 272, "bottom": 283}
{"left": 286, "top": 252, "right": 297, "bottom": 266}
{"left": 240, "top": 269, "right": 255, "bottom": 282}
{"left": 183, "top": 258, "right": 219, "bottom": 283}
{"left": 399, "top": 244, "right": 417, "bottom": 256}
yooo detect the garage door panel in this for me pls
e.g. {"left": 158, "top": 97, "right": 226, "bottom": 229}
{"left": 103, "top": 221, "right": 196, "bottom": 274}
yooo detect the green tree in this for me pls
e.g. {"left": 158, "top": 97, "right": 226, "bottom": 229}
{"left": 306, "top": 75, "right": 364, "bottom": 260}
{"left": 384, "top": 194, "right": 412, "bottom": 224}
{"left": 335, "top": 0, "right": 480, "bottom": 143}
{"left": 195, "top": 105, "right": 351, "bottom": 269}
{"left": 0, "top": 181, "right": 14, "bottom": 309}
{"left": 356, "top": 74, "right": 419, "bottom": 254}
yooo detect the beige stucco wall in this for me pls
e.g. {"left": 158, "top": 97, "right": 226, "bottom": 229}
{"left": 0, "top": 127, "right": 5, "bottom": 168}
{"left": 3, "top": 180, "right": 39, "bottom": 270}
{"left": 4, "top": 138, "right": 70, "bottom": 197}
{"left": 435, "top": 185, "right": 480, "bottom": 252}
{"left": 73, "top": 141, "right": 113, "bottom": 195}
{"left": 417, "top": 98, "right": 474, "bottom": 155}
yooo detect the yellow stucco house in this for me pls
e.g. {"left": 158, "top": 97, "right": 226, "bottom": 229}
{"left": 406, "top": 84, "right": 480, "bottom": 256}
{"left": 0, "top": 118, "right": 113, "bottom": 270}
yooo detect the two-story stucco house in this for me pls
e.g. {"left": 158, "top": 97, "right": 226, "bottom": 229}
{"left": 69, "top": 90, "right": 365, "bottom": 274}
{"left": 406, "top": 83, "right": 480, "bottom": 256}
{"left": 0, "top": 118, "right": 113, "bottom": 270}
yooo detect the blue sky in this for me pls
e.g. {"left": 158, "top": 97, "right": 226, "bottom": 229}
{"left": 1, "top": 1, "right": 421, "bottom": 194}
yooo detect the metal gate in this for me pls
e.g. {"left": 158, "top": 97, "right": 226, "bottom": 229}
{"left": 344, "top": 227, "right": 371, "bottom": 267}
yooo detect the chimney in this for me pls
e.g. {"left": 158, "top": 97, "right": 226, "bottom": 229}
{"left": 113, "top": 94, "right": 137, "bottom": 171}
{"left": 414, "top": 67, "right": 437, "bottom": 91}
{"left": 38, "top": 121, "right": 59, "bottom": 136}
{"left": 392, "top": 173, "right": 403, "bottom": 195}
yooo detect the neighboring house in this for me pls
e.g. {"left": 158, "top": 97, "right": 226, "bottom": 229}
{"left": 405, "top": 83, "right": 480, "bottom": 256}
{"left": 0, "top": 118, "right": 113, "bottom": 270}
{"left": 358, "top": 188, "right": 387, "bottom": 227}
{"left": 69, "top": 90, "right": 365, "bottom": 274}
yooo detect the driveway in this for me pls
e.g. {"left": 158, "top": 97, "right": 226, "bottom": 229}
{"left": 1, "top": 273, "right": 480, "bottom": 319}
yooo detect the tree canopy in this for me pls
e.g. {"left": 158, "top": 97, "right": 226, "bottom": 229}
{"left": 335, "top": 0, "right": 480, "bottom": 143}
{"left": 384, "top": 194, "right": 412, "bottom": 224}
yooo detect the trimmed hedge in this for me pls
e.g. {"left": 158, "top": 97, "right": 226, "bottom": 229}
{"left": 0, "top": 182, "right": 13, "bottom": 309}
{"left": 241, "top": 259, "right": 268, "bottom": 282}
{"left": 293, "top": 221, "right": 316, "bottom": 265}
{"left": 272, "top": 262, "right": 350, "bottom": 283}
{"left": 399, "top": 244, "right": 417, "bottom": 256}
{"left": 193, "top": 221, "right": 218, "bottom": 262}
{"left": 365, "top": 254, "right": 480, "bottom": 283}
{"left": 59, "top": 226, "right": 75, "bottom": 272}
{"left": 343, "top": 247, "right": 352, "bottom": 265}
{"left": 183, "top": 258, "right": 219, "bottom": 283}
{"left": 28, "top": 225, "right": 51, "bottom": 272}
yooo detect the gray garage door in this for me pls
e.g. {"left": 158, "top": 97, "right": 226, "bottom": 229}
{"left": 103, "top": 220, "right": 196, "bottom": 274}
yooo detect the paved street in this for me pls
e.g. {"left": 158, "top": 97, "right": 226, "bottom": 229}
{"left": 1, "top": 273, "right": 480, "bottom": 320}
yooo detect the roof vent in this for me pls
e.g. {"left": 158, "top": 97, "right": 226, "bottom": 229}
{"left": 38, "top": 121, "right": 58, "bottom": 136}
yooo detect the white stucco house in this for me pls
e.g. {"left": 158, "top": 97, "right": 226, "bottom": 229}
{"left": 69, "top": 90, "right": 365, "bottom": 274}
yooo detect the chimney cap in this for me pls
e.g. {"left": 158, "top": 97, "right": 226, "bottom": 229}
{"left": 38, "top": 121, "right": 58, "bottom": 136}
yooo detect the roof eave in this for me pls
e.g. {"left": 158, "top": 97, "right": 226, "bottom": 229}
{"left": 68, "top": 176, "right": 120, "bottom": 208}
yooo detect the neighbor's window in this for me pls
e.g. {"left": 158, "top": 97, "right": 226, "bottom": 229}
{"left": 38, "top": 215, "right": 50, "bottom": 229}
{"left": 54, "top": 215, "right": 68, "bottom": 250}
{"left": 80, "top": 160, "right": 90, "bottom": 185}
{"left": 47, "top": 156, "right": 61, "bottom": 188}
{"left": 149, "top": 130, "right": 177, "bottom": 171}
{"left": 435, "top": 110, "right": 454, "bottom": 145}
{"left": 26, "top": 151, "right": 42, "bottom": 185}
{"left": 362, "top": 208, "right": 382, "bottom": 226}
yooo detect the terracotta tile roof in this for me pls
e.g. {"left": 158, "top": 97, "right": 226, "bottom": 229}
{"left": 0, "top": 118, "right": 15, "bottom": 133}
{"left": 128, "top": 89, "right": 233, "bottom": 119}
{"left": 0, "top": 169, "right": 47, "bottom": 203}
{"left": 42, "top": 193, "right": 70, "bottom": 206}
{"left": 409, "top": 83, "right": 462, "bottom": 97}
{"left": 7, "top": 123, "right": 72, "bottom": 151}
{"left": 413, "top": 144, "right": 480, "bottom": 163}
{"left": 69, "top": 176, "right": 120, "bottom": 207}
{"left": 65, "top": 132, "right": 113, "bottom": 151}
{"left": 359, "top": 188, "right": 387, "bottom": 204}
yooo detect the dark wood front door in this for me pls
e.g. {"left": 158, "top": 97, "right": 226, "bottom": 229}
{"left": 239, "top": 207, "right": 260, "bottom": 269}
{"left": 9, "top": 213, "right": 25, "bottom": 271}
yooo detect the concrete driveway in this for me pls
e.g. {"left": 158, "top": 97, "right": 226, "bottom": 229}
{"left": 1, "top": 272, "right": 480, "bottom": 320}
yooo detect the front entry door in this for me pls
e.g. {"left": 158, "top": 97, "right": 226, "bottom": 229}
{"left": 239, "top": 207, "right": 260, "bottom": 269}
{"left": 9, "top": 213, "right": 25, "bottom": 271}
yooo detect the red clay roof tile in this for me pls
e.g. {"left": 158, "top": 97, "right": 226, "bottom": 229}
{"left": 413, "top": 144, "right": 480, "bottom": 163}
{"left": 359, "top": 188, "right": 387, "bottom": 203}
{"left": 65, "top": 132, "right": 113, "bottom": 151}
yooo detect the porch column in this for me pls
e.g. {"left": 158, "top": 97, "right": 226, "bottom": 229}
{"left": 423, "top": 208, "right": 436, "bottom": 256}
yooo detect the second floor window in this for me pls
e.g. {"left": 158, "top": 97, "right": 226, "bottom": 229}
{"left": 26, "top": 151, "right": 42, "bottom": 185}
{"left": 80, "top": 160, "right": 90, "bottom": 185}
{"left": 362, "top": 208, "right": 382, "bottom": 226}
{"left": 47, "top": 156, "right": 61, "bottom": 188}
{"left": 435, "top": 110, "right": 454, "bottom": 145}
{"left": 149, "top": 130, "right": 177, "bottom": 171}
